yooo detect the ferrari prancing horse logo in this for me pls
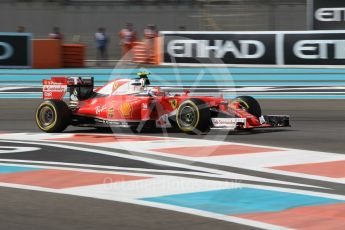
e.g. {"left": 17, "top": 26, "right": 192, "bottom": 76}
{"left": 169, "top": 99, "right": 178, "bottom": 109}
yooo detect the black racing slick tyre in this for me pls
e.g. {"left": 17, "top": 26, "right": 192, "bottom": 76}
{"left": 35, "top": 100, "right": 71, "bottom": 133}
{"left": 176, "top": 99, "right": 211, "bottom": 134}
{"left": 234, "top": 96, "right": 262, "bottom": 118}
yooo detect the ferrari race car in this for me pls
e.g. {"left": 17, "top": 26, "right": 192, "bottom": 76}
{"left": 35, "top": 72, "right": 290, "bottom": 133}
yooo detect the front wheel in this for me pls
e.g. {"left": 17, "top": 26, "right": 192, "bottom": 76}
{"left": 233, "top": 96, "right": 262, "bottom": 118}
{"left": 176, "top": 99, "right": 211, "bottom": 134}
{"left": 35, "top": 100, "right": 70, "bottom": 133}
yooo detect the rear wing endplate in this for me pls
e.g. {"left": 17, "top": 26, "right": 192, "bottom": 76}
{"left": 42, "top": 76, "right": 94, "bottom": 101}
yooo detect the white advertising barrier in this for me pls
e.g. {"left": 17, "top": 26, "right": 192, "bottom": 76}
{"left": 160, "top": 30, "right": 345, "bottom": 66}
{"left": 308, "top": 0, "right": 345, "bottom": 30}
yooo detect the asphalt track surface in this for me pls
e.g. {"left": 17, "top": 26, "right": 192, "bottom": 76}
{"left": 2, "top": 99, "right": 345, "bottom": 153}
{"left": 1, "top": 99, "right": 345, "bottom": 230}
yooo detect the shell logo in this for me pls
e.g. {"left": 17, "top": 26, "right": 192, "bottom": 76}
{"left": 119, "top": 102, "right": 133, "bottom": 118}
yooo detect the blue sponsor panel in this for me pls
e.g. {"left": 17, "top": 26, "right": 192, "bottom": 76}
{"left": 0, "top": 67, "right": 345, "bottom": 98}
{"left": 2, "top": 74, "right": 345, "bottom": 82}
{"left": 224, "top": 95, "right": 345, "bottom": 100}
{"left": 1, "top": 67, "right": 345, "bottom": 78}
{"left": 3, "top": 67, "right": 345, "bottom": 73}
{"left": 142, "top": 188, "right": 344, "bottom": 215}
{"left": 0, "top": 94, "right": 42, "bottom": 98}
{"left": 1, "top": 93, "right": 345, "bottom": 99}
{"left": 2, "top": 67, "right": 345, "bottom": 75}
{"left": 0, "top": 165, "right": 41, "bottom": 174}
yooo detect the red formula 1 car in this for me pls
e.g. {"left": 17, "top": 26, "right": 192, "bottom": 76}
{"left": 35, "top": 72, "right": 290, "bottom": 133}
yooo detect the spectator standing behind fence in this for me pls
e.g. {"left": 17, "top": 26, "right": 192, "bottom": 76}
{"left": 95, "top": 27, "right": 109, "bottom": 66}
{"left": 179, "top": 26, "right": 186, "bottom": 31}
{"left": 49, "top": 27, "right": 63, "bottom": 40}
{"left": 16, "top": 26, "right": 25, "bottom": 33}
{"left": 119, "top": 23, "right": 137, "bottom": 56}
{"left": 144, "top": 24, "right": 158, "bottom": 63}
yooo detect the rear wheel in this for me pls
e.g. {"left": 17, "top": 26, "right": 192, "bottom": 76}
{"left": 35, "top": 100, "right": 70, "bottom": 133}
{"left": 176, "top": 99, "right": 210, "bottom": 134}
{"left": 233, "top": 96, "right": 262, "bottom": 118}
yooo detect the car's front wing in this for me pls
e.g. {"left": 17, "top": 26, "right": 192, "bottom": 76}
{"left": 210, "top": 115, "right": 290, "bottom": 130}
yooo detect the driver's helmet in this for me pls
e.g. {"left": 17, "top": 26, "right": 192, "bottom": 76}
{"left": 129, "top": 79, "right": 144, "bottom": 93}
{"left": 137, "top": 71, "right": 151, "bottom": 88}
{"left": 128, "top": 71, "right": 151, "bottom": 93}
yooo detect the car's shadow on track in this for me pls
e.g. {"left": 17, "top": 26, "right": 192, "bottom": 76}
{"left": 64, "top": 127, "right": 294, "bottom": 136}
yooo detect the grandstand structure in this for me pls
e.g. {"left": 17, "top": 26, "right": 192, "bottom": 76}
{"left": 1, "top": 0, "right": 307, "bottom": 61}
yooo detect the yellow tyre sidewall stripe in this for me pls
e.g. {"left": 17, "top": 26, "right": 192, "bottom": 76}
{"left": 235, "top": 99, "right": 250, "bottom": 110}
{"left": 176, "top": 100, "right": 200, "bottom": 132}
{"left": 35, "top": 102, "right": 58, "bottom": 131}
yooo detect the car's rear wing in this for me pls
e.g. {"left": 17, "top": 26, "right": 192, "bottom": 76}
{"left": 42, "top": 76, "right": 94, "bottom": 102}
{"left": 42, "top": 77, "right": 68, "bottom": 100}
